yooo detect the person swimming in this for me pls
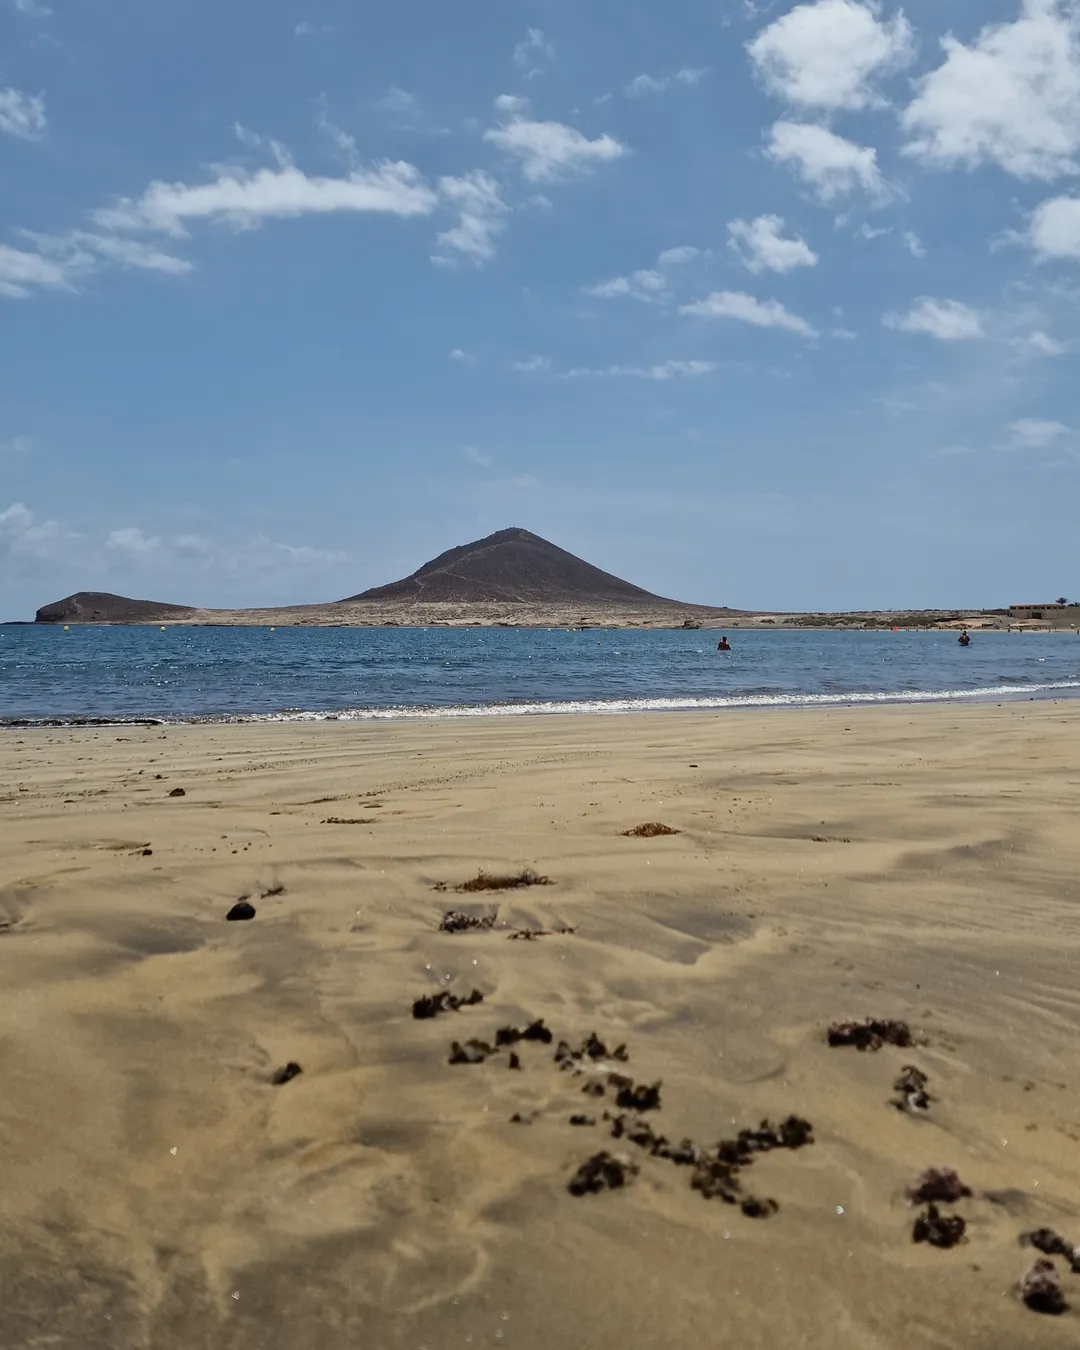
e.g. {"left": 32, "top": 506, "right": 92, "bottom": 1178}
{"left": 958, "top": 630, "right": 971, "bottom": 646}
{"left": 717, "top": 636, "right": 731, "bottom": 651}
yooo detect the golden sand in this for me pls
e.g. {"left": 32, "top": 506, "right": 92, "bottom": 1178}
{"left": 2, "top": 701, "right": 1079, "bottom": 1347}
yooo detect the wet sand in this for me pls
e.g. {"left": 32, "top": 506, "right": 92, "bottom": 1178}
{"left": 1, "top": 700, "right": 1079, "bottom": 1348}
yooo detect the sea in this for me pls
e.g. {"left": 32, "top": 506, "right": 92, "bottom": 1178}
{"left": 1, "top": 624, "right": 1079, "bottom": 726}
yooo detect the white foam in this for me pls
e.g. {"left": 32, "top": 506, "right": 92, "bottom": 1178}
{"left": 232, "top": 679, "right": 1080, "bottom": 724}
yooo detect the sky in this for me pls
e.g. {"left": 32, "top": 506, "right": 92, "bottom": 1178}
{"left": 2, "top": 0, "right": 1079, "bottom": 618}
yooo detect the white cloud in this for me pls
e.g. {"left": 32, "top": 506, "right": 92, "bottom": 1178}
{"left": 566, "top": 360, "right": 714, "bottom": 380}
{"left": 376, "top": 87, "right": 420, "bottom": 117}
{"left": 513, "top": 28, "right": 554, "bottom": 77}
{"left": 94, "top": 159, "right": 438, "bottom": 235}
{"left": 680, "top": 290, "right": 818, "bottom": 337}
{"left": 464, "top": 446, "right": 494, "bottom": 466}
{"left": 0, "top": 87, "right": 46, "bottom": 140}
{"left": 883, "top": 296, "right": 985, "bottom": 339}
{"left": 1, "top": 434, "right": 32, "bottom": 456}
{"left": 107, "top": 527, "right": 162, "bottom": 557}
{"left": 584, "top": 268, "right": 666, "bottom": 300}
{"left": 0, "top": 229, "right": 192, "bottom": 301}
{"left": 903, "top": 229, "right": 926, "bottom": 257}
{"left": 435, "top": 170, "right": 508, "bottom": 262}
{"left": 902, "top": 0, "right": 1080, "bottom": 181}
{"left": 494, "top": 94, "right": 529, "bottom": 114}
{"left": 1009, "top": 416, "right": 1070, "bottom": 445}
{"left": 515, "top": 355, "right": 550, "bottom": 372}
{"left": 625, "top": 68, "right": 707, "bottom": 96}
{"left": 0, "top": 502, "right": 73, "bottom": 562}
{"left": 0, "top": 242, "right": 71, "bottom": 298}
{"left": 766, "top": 121, "right": 889, "bottom": 203}
{"left": 747, "top": 0, "right": 915, "bottom": 112}
{"left": 14, "top": 0, "right": 53, "bottom": 16}
{"left": 29, "top": 230, "right": 193, "bottom": 276}
{"left": 1014, "top": 328, "right": 1065, "bottom": 355}
{"left": 727, "top": 214, "right": 818, "bottom": 273}
{"left": 1026, "top": 193, "right": 1080, "bottom": 258}
{"left": 656, "top": 245, "right": 702, "bottom": 266}
{"left": 448, "top": 348, "right": 471, "bottom": 361}
{"left": 585, "top": 245, "right": 701, "bottom": 300}
{"left": 484, "top": 116, "right": 627, "bottom": 182}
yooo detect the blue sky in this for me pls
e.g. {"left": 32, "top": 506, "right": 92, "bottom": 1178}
{"left": 2, "top": 0, "right": 1079, "bottom": 618}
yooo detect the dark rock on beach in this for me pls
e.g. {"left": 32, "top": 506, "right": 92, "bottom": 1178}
{"left": 225, "top": 900, "right": 256, "bottom": 921}
{"left": 271, "top": 1062, "right": 303, "bottom": 1086}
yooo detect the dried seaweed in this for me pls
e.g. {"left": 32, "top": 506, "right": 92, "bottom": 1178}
{"left": 828, "top": 1018, "right": 913, "bottom": 1051}
{"left": 567, "top": 1151, "right": 638, "bottom": 1196}
{"left": 1022, "top": 1260, "right": 1067, "bottom": 1315}
{"left": 455, "top": 869, "right": 551, "bottom": 893}
{"left": 622, "top": 823, "right": 681, "bottom": 838}
{"left": 908, "top": 1168, "right": 971, "bottom": 1205}
{"left": 412, "top": 988, "right": 484, "bottom": 1020}
{"left": 912, "top": 1204, "right": 966, "bottom": 1248}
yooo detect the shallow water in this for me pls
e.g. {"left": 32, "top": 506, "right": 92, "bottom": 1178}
{"left": 2, "top": 624, "right": 1078, "bottom": 724}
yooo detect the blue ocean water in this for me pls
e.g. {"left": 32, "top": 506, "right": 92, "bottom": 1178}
{"left": 1, "top": 625, "right": 1078, "bottom": 725}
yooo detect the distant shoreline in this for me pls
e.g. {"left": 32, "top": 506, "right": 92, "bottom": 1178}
{"left": 12, "top": 612, "right": 1079, "bottom": 632}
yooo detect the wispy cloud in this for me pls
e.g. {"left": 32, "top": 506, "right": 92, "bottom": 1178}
{"left": 0, "top": 242, "right": 70, "bottom": 298}
{"left": 680, "top": 290, "right": 818, "bottom": 338}
{"left": 0, "top": 87, "right": 46, "bottom": 140}
{"left": 584, "top": 245, "right": 701, "bottom": 300}
{"left": 434, "top": 171, "right": 508, "bottom": 263}
{"left": 903, "top": 230, "right": 926, "bottom": 258}
{"left": 376, "top": 87, "right": 420, "bottom": 117}
{"left": 0, "top": 501, "right": 76, "bottom": 565}
{"left": 464, "top": 446, "right": 494, "bottom": 467}
{"left": 484, "top": 114, "right": 627, "bottom": 182}
{"left": 727, "top": 214, "right": 817, "bottom": 273}
{"left": 1, "top": 434, "right": 33, "bottom": 456}
{"left": 766, "top": 121, "right": 890, "bottom": 204}
{"left": 624, "top": 68, "right": 707, "bottom": 96}
{"left": 566, "top": 360, "right": 714, "bottom": 380}
{"left": 94, "top": 157, "right": 438, "bottom": 235}
{"left": 883, "top": 297, "right": 985, "bottom": 341}
{"left": 515, "top": 355, "right": 551, "bottom": 372}
{"left": 13, "top": 0, "right": 53, "bottom": 19}
{"left": 448, "top": 348, "right": 472, "bottom": 362}
{"left": 513, "top": 27, "right": 554, "bottom": 79}
{"left": 1013, "top": 329, "right": 1065, "bottom": 358}
{"left": 1008, "top": 418, "right": 1070, "bottom": 448}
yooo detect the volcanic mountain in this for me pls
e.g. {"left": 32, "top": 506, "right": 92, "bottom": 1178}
{"left": 345, "top": 528, "right": 678, "bottom": 605}
{"left": 34, "top": 528, "right": 710, "bottom": 624}
{"left": 36, "top": 592, "right": 197, "bottom": 625}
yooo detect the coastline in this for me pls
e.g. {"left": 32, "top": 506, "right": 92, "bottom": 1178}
{"left": 4, "top": 676, "right": 1080, "bottom": 728}
{"left": 2, "top": 701, "right": 1080, "bottom": 1347}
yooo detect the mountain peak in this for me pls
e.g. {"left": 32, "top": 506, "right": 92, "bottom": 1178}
{"left": 344, "top": 528, "right": 677, "bottom": 606}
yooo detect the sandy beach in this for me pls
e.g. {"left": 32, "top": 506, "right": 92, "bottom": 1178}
{"left": 2, "top": 700, "right": 1080, "bottom": 1348}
